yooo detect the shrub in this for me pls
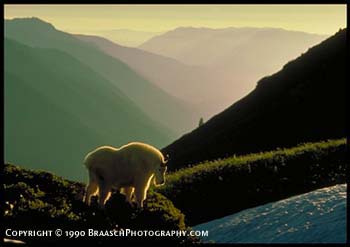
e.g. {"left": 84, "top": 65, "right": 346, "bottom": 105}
{"left": 156, "top": 139, "right": 346, "bottom": 225}
{"left": 3, "top": 164, "right": 193, "bottom": 245}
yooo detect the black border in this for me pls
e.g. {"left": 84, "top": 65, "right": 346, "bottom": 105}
{"left": 346, "top": 3, "right": 349, "bottom": 245}
{"left": 1, "top": 1, "right": 349, "bottom": 4}
{"left": 1, "top": 1, "right": 349, "bottom": 246}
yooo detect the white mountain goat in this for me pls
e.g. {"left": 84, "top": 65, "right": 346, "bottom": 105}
{"left": 83, "top": 142, "right": 168, "bottom": 208}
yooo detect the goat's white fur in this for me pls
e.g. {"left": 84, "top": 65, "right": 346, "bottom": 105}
{"left": 83, "top": 142, "right": 167, "bottom": 208}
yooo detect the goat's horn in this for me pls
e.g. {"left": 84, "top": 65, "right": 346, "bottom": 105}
{"left": 162, "top": 154, "right": 169, "bottom": 166}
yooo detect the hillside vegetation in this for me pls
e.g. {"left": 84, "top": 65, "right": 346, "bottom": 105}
{"left": 3, "top": 164, "right": 194, "bottom": 245}
{"left": 157, "top": 139, "right": 346, "bottom": 225}
{"left": 163, "top": 29, "right": 346, "bottom": 170}
{"left": 2, "top": 140, "right": 345, "bottom": 244}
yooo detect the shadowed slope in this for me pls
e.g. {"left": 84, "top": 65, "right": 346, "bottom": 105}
{"left": 162, "top": 29, "right": 346, "bottom": 171}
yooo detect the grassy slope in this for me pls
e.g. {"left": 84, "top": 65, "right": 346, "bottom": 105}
{"left": 157, "top": 139, "right": 347, "bottom": 225}
{"left": 3, "top": 163, "right": 194, "bottom": 245}
{"left": 4, "top": 17, "right": 195, "bottom": 136}
{"left": 162, "top": 29, "right": 346, "bottom": 171}
{"left": 5, "top": 38, "right": 171, "bottom": 181}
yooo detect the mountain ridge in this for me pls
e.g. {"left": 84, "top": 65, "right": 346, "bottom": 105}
{"left": 162, "top": 28, "right": 346, "bottom": 170}
{"left": 74, "top": 33, "right": 209, "bottom": 110}
{"left": 5, "top": 37, "right": 172, "bottom": 181}
{"left": 138, "top": 25, "right": 329, "bottom": 119}
{"left": 139, "top": 26, "right": 328, "bottom": 67}
{"left": 5, "top": 17, "right": 196, "bottom": 136}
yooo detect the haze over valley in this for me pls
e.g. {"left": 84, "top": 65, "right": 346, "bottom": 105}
{"left": 78, "top": 26, "right": 328, "bottom": 119}
{"left": 4, "top": 16, "right": 341, "bottom": 180}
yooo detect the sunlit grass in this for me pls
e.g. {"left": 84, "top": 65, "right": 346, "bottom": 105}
{"left": 164, "top": 138, "right": 346, "bottom": 187}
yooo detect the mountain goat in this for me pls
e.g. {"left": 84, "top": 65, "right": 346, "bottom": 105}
{"left": 83, "top": 142, "right": 168, "bottom": 209}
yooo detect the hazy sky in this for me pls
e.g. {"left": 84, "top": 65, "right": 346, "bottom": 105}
{"left": 5, "top": 4, "right": 346, "bottom": 35}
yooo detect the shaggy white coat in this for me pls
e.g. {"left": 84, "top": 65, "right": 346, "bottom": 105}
{"left": 83, "top": 142, "right": 167, "bottom": 208}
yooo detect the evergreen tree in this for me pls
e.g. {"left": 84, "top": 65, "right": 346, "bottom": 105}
{"left": 198, "top": 117, "right": 204, "bottom": 127}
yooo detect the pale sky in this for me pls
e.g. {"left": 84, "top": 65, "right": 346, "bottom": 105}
{"left": 4, "top": 4, "right": 346, "bottom": 35}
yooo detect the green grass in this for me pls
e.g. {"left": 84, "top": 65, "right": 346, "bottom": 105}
{"left": 164, "top": 139, "right": 345, "bottom": 184}
{"left": 156, "top": 139, "right": 347, "bottom": 225}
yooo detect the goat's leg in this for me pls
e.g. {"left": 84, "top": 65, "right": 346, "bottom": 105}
{"left": 134, "top": 189, "right": 145, "bottom": 208}
{"left": 83, "top": 170, "right": 99, "bottom": 206}
{"left": 123, "top": 186, "right": 135, "bottom": 205}
{"left": 134, "top": 177, "right": 153, "bottom": 208}
{"left": 84, "top": 181, "right": 98, "bottom": 206}
{"left": 98, "top": 182, "right": 111, "bottom": 209}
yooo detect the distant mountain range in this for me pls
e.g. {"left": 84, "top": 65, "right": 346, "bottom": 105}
{"left": 5, "top": 38, "right": 173, "bottom": 181}
{"left": 139, "top": 27, "right": 328, "bottom": 67}
{"left": 138, "top": 27, "right": 328, "bottom": 118}
{"left": 5, "top": 17, "right": 344, "bottom": 179}
{"left": 88, "top": 29, "right": 163, "bottom": 47}
{"left": 162, "top": 29, "right": 346, "bottom": 170}
{"left": 4, "top": 18, "right": 195, "bottom": 181}
{"left": 75, "top": 33, "right": 213, "bottom": 117}
{"left": 139, "top": 27, "right": 327, "bottom": 116}
{"left": 77, "top": 28, "right": 328, "bottom": 120}
{"left": 5, "top": 18, "right": 196, "bottom": 137}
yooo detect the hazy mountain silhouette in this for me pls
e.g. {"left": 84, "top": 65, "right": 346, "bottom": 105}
{"left": 76, "top": 32, "right": 289, "bottom": 120}
{"left": 139, "top": 27, "right": 328, "bottom": 67}
{"left": 162, "top": 29, "right": 346, "bottom": 170}
{"left": 91, "top": 29, "right": 163, "bottom": 47}
{"left": 74, "top": 33, "right": 223, "bottom": 118}
{"left": 5, "top": 38, "right": 173, "bottom": 181}
{"left": 138, "top": 27, "right": 328, "bottom": 117}
{"left": 4, "top": 17, "right": 196, "bottom": 136}
{"left": 74, "top": 34, "right": 198, "bottom": 102}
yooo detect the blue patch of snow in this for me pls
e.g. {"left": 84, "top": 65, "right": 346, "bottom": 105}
{"left": 194, "top": 184, "right": 346, "bottom": 243}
